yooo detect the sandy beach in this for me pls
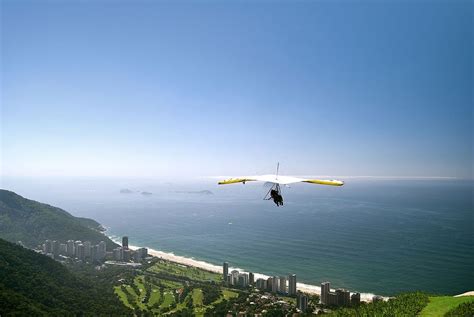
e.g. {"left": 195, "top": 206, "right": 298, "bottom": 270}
{"left": 454, "top": 291, "right": 474, "bottom": 297}
{"left": 123, "top": 241, "right": 379, "bottom": 302}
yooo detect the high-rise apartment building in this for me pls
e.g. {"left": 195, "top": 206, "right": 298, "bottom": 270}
{"left": 321, "top": 282, "right": 330, "bottom": 305}
{"left": 288, "top": 274, "right": 297, "bottom": 296}
{"left": 279, "top": 276, "right": 287, "bottom": 294}
{"left": 223, "top": 262, "right": 229, "bottom": 282}
{"left": 122, "top": 236, "right": 129, "bottom": 249}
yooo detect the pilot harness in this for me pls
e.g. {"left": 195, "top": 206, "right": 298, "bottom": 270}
{"left": 263, "top": 183, "right": 281, "bottom": 200}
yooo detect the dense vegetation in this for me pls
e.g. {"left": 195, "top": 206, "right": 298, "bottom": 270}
{"left": 205, "top": 292, "right": 249, "bottom": 317}
{"left": 0, "top": 238, "right": 132, "bottom": 316}
{"left": 327, "top": 292, "right": 429, "bottom": 316}
{"left": 445, "top": 301, "right": 474, "bottom": 317}
{"left": 0, "top": 189, "right": 117, "bottom": 250}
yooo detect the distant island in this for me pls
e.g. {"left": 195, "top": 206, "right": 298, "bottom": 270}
{"left": 175, "top": 190, "right": 213, "bottom": 195}
{"left": 120, "top": 189, "right": 154, "bottom": 196}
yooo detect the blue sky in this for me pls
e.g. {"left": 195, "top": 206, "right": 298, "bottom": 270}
{"left": 1, "top": 0, "right": 472, "bottom": 179}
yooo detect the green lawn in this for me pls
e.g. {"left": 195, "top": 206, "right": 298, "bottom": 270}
{"left": 161, "top": 279, "right": 183, "bottom": 289}
{"left": 222, "top": 289, "right": 239, "bottom": 301}
{"left": 147, "top": 260, "right": 222, "bottom": 282}
{"left": 419, "top": 296, "right": 474, "bottom": 317}
{"left": 147, "top": 288, "right": 161, "bottom": 306}
{"left": 124, "top": 285, "right": 138, "bottom": 298}
{"left": 124, "top": 284, "right": 148, "bottom": 309}
{"left": 134, "top": 276, "right": 146, "bottom": 306}
{"left": 193, "top": 288, "right": 205, "bottom": 316}
{"left": 160, "top": 291, "right": 175, "bottom": 308}
{"left": 210, "top": 288, "right": 239, "bottom": 305}
{"left": 114, "top": 285, "right": 134, "bottom": 309}
{"left": 193, "top": 288, "right": 204, "bottom": 306}
{"left": 134, "top": 276, "right": 145, "bottom": 293}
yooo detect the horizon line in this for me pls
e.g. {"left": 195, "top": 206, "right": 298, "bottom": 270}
{"left": 0, "top": 174, "right": 470, "bottom": 181}
{"left": 207, "top": 175, "right": 464, "bottom": 180}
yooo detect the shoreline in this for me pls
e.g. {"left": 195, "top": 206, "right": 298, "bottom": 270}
{"left": 108, "top": 235, "right": 380, "bottom": 302}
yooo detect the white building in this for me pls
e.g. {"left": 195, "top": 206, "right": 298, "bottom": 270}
{"left": 231, "top": 270, "right": 239, "bottom": 286}
{"left": 98, "top": 241, "right": 106, "bottom": 260}
{"left": 91, "top": 245, "right": 98, "bottom": 262}
{"left": 238, "top": 273, "right": 249, "bottom": 287}
{"left": 256, "top": 278, "right": 267, "bottom": 290}
{"left": 134, "top": 247, "right": 148, "bottom": 261}
{"left": 67, "top": 240, "right": 75, "bottom": 257}
{"left": 59, "top": 243, "right": 67, "bottom": 255}
{"left": 76, "top": 244, "right": 85, "bottom": 260}
{"left": 113, "top": 247, "right": 123, "bottom": 261}
{"left": 272, "top": 276, "right": 279, "bottom": 293}
{"left": 84, "top": 241, "right": 92, "bottom": 257}
{"left": 52, "top": 240, "right": 59, "bottom": 256}
{"left": 74, "top": 240, "right": 82, "bottom": 257}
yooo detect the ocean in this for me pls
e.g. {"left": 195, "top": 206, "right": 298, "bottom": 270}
{"left": 3, "top": 177, "right": 473, "bottom": 296}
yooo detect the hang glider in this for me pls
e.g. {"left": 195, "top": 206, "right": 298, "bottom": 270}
{"left": 218, "top": 163, "right": 344, "bottom": 207}
{"left": 218, "top": 175, "right": 344, "bottom": 186}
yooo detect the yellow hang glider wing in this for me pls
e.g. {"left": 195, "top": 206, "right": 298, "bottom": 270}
{"left": 302, "top": 179, "right": 344, "bottom": 186}
{"left": 218, "top": 178, "right": 258, "bottom": 185}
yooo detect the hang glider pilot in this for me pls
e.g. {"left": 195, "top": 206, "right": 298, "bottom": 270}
{"left": 270, "top": 188, "right": 283, "bottom": 206}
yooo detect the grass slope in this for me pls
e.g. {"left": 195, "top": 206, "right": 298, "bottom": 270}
{"left": 419, "top": 296, "right": 474, "bottom": 317}
{"left": 0, "top": 189, "right": 117, "bottom": 250}
{"left": 193, "top": 288, "right": 205, "bottom": 316}
{"left": 148, "top": 260, "right": 222, "bottom": 282}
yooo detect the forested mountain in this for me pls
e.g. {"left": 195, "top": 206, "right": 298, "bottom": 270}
{"left": 0, "top": 189, "right": 117, "bottom": 250}
{"left": 0, "top": 238, "right": 132, "bottom": 315}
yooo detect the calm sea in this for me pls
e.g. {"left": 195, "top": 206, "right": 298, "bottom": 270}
{"left": 3, "top": 177, "right": 473, "bottom": 296}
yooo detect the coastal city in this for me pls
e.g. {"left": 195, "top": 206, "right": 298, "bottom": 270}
{"left": 36, "top": 233, "right": 381, "bottom": 315}
{"left": 222, "top": 261, "right": 369, "bottom": 312}
{"left": 38, "top": 236, "right": 149, "bottom": 266}
{"left": 2, "top": 188, "right": 471, "bottom": 316}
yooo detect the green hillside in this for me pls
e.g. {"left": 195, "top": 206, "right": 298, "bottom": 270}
{"left": 419, "top": 296, "right": 474, "bottom": 317}
{"left": 0, "top": 189, "right": 117, "bottom": 250}
{"left": 0, "top": 238, "right": 132, "bottom": 316}
{"left": 327, "top": 292, "right": 429, "bottom": 316}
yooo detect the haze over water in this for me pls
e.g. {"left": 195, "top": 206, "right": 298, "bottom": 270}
{"left": 3, "top": 177, "right": 472, "bottom": 296}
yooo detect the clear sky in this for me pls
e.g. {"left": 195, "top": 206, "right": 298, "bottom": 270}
{"left": 1, "top": 0, "right": 472, "bottom": 179}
